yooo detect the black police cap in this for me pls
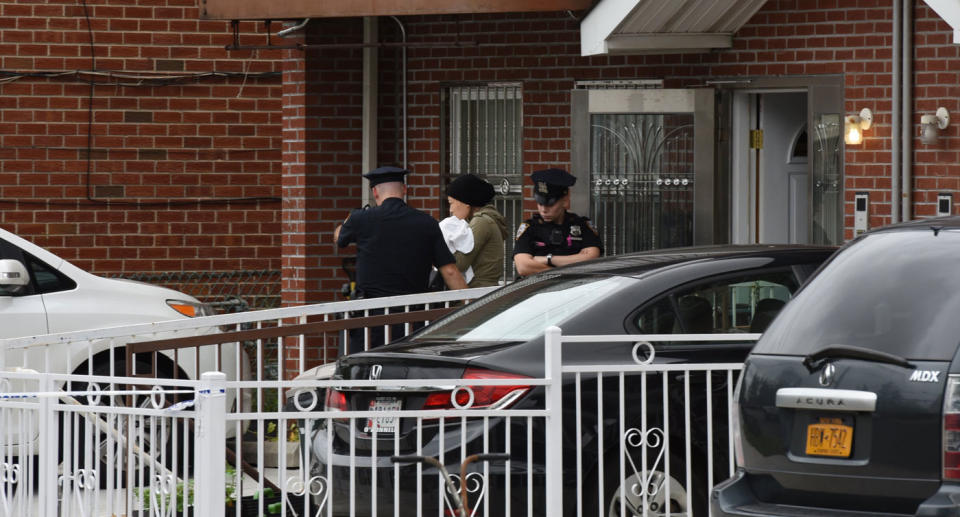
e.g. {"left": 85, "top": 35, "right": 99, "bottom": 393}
{"left": 447, "top": 174, "right": 496, "bottom": 207}
{"left": 531, "top": 168, "right": 576, "bottom": 206}
{"left": 363, "top": 166, "right": 410, "bottom": 187}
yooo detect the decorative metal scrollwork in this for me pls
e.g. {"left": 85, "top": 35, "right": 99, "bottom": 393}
{"left": 445, "top": 471, "right": 487, "bottom": 517}
{"left": 287, "top": 475, "right": 328, "bottom": 517}
{"left": 622, "top": 427, "right": 667, "bottom": 499}
{"left": 631, "top": 341, "right": 656, "bottom": 365}
{"left": 140, "top": 473, "right": 178, "bottom": 517}
{"left": 498, "top": 178, "right": 511, "bottom": 196}
{"left": 0, "top": 463, "right": 20, "bottom": 516}
{"left": 0, "top": 464, "right": 18, "bottom": 485}
{"left": 449, "top": 386, "right": 475, "bottom": 409}
{"left": 292, "top": 389, "right": 319, "bottom": 412}
{"left": 57, "top": 469, "right": 98, "bottom": 517}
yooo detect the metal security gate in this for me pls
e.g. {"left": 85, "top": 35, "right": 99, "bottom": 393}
{"left": 443, "top": 83, "right": 524, "bottom": 282}
{"left": 590, "top": 113, "right": 695, "bottom": 254}
{"left": 572, "top": 83, "right": 716, "bottom": 255}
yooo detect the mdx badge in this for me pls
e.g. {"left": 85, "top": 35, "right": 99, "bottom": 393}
{"left": 909, "top": 370, "right": 941, "bottom": 382}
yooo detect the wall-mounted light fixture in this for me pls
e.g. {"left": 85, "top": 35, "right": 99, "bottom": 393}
{"left": 844, "top": 108, "right": 873, "bottom": 145}
{"left": 920, "top": 107, "right": 950, "bottom": 145}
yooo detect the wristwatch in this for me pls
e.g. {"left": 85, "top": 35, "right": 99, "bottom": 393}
{"left": 546, "top": 254, "right": 554, "bottom": 267}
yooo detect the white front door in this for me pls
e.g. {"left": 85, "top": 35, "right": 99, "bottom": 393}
{"left": 732, "top": 91, "right": 810, "bottom": 244}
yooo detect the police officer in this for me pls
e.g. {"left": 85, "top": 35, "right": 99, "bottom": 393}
{"left": 513, "top": 168, "right": 603, "bottom": 277}
{"left": 335, "top": 166, "right": 467, "bottom": 351}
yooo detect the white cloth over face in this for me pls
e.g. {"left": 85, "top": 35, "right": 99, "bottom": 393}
{"left": 438, "top": 215, "right": 475, "bottom": 283}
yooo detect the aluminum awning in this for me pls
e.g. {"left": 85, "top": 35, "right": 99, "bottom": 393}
{"left": 924, "top": 0, "right": 960, "bottom": 43}
{"left": 580, "top": 0, "right": 768, "bottom": 56}
{"left": 201, "top": 0, "right": 593, "bottom": 20}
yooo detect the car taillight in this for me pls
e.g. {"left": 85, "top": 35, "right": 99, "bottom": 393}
{"left": 325, "top": 388, "right": 347, "bottom": 412}
{"left": 422, "top": 368, "right": 532, "bottom": 410}
{"left": 943, "top": 375, "right": 960, "bottom": 480}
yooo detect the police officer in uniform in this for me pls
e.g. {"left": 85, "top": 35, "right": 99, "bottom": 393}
{"left": 335, "top": 166, "right": 467, "bottom": 352}
{"left": 513, "top": 168, "right": 603, "bottom": 277}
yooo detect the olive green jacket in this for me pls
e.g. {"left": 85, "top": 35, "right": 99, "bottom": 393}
{"left": 454, "top": 205, "right": 508, "bottom": 287}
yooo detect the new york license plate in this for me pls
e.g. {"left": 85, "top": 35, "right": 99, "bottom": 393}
{"left": 805, "top": 417, "right": 853, "bottom": 457}
{"left": 363, "top": 397, "right": 402, "bottom": 434}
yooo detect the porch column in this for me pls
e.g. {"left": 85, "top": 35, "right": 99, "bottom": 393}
{"left": 281, "top": 20, "right": 366, "bottom": 373}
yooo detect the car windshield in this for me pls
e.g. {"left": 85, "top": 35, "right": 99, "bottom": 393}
{"left": 410, "top": 274, "right": 633, "bottom": 342}
{"left": 755, "top": 229, "right": 960, "bottom": 361}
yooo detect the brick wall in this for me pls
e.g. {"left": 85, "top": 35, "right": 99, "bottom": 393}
{"left": 9, "top": 0, "right": 953, "bottom": 316}
{"left": 390, "top": 2, "right": 955, "bottom": 237}
{"left": 0, "top": 0, "right": 284, "bottom": 286}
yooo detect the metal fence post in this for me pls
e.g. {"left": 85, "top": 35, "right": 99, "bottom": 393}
{"left": 195, "top": 371, "right": 227, "bottom": 517}
{"left": 544, "top": 326, "right": 563, "bottom": 517}
{"left": 37, "top": 373, "right": 57, "bottom": 517}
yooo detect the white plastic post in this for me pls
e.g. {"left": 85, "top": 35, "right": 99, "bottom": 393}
{"left": 544, "top": 326, "right": 564, "bottom": 517}
{"left": 37, "top": 373, "right": 57, "bottom": 517}
{"left": 195, "top": 371, "right": 227, "bottom": 517}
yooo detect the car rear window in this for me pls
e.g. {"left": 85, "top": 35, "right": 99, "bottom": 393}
{"left": 409, "top": 274, "right": 635, "bottom": 342}
{"left": 754, "top": 230, "right": 960, "bottom": 361}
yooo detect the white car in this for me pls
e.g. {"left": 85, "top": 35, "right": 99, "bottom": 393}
{"left": 0, "top": 227, "right": 237, "bottom": 381}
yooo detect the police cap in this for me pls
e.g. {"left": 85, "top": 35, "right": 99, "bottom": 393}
{"left": 531, "top": 168, "right": 576, "bottom": 206}
{"left": 363, "top": 166, "right": 410, "bottom": 187}
{"left": 447, "top": 174, "right": 496, "bottom": 207}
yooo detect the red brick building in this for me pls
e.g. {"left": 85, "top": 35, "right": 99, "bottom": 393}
{"left": 3, "top": 0, "right": 959, "bottom": 310}
{"left": 0, "top": 0, "right": 284, "bottom": 306}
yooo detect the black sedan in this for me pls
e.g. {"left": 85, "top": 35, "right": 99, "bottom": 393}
{"left": 295, "top": 245, "right": 835, "bottom": 517}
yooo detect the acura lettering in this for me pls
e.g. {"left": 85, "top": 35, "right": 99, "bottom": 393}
{"left": 795, "top": 397, "right": 846, "bottom": 408}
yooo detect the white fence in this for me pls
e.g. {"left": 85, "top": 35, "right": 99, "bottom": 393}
{"left": 0, "top": 288, "right": 753, "bottom": 517}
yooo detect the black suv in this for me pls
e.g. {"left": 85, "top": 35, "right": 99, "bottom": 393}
{"left": 713, "top": 218, "right": 960, "bottom": 516}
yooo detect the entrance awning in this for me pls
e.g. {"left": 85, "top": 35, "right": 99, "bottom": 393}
{"left": 201, "top": 0, "right": 593, "bottom": 21}
{"left": 580, "top": 0, "right": 768, "bottom": 56}
{"left": 924, "top": 0, "right": 960, "bottom": 43}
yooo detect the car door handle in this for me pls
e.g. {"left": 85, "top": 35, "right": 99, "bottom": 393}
{"left": 775, "top": 387, "right": 877, "bottom": 412}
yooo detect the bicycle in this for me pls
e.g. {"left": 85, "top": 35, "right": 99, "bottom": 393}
{"left": 390, "top": 452, "right": 510, "bottom": 517}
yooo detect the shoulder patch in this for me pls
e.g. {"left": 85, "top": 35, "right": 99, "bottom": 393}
{"left": 515, "top": 223, "right": 529, "bottom": 240}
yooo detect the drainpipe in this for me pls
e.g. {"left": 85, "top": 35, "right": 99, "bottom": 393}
{"left": 902, "top": 0, "right": 914, "bottom": 221}
{"left": 362, "top": 17, "right": 378, "bottom": 207}
{"left": 390, "top": 16, "right": 408, "bottom": 169}
{"left": 891, "top": 0, "right": 901, "bottom": 224}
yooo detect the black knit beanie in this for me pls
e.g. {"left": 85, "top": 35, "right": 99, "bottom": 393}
{"left": 446, "top": 174, "right": 496, "bottom": 207}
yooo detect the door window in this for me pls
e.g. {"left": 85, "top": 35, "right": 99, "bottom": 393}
{"left": 633, "top": 269, "right": 799, "bottom": 337}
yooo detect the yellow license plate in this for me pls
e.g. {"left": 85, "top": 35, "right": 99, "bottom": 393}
{"left": 806, "top": 421, "right": 853, "bottom": 457}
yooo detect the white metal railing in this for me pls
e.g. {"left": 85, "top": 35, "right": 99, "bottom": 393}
{"left": 0, "top": 370, "right": 203, "bottom": 517}
{"left": 0, "top": 287, "right": 496, "bottom": 377}
{"left": 545, "top": 327, "right": 757, "bottom": 517}
{"left": 1, "top": 292, "right": 757, "bottom": 517}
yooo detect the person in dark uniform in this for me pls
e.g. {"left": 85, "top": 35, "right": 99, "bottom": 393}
{"left": 335, "top": 166, "right": 467, "bottom": 352}
{"left": 513, "top": 168, "right": 603, "bottom": 277}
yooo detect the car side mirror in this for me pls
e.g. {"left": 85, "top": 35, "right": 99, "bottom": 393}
{"left": 0, "top": 259, "right": 29, "bottom": 295}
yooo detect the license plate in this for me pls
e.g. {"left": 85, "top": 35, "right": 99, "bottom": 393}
{"left": 363, "top": 397, "right": 402, "bottom": 434}
{"left": 805, "top": 418, "right": 853, "bottom": 457}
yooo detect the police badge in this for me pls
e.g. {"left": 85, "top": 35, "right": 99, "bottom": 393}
{"left": 537, "top": 181, "right": 549, "bottom": 194}
{"left": 570, "top": 225, "right": 581, "bottom": 237}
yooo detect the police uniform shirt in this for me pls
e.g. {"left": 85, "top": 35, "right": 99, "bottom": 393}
{"left": 513, "top": 211, "right": 603, "bottom": 257}
{"left": 337, "top": 198, "right": 455, "bottom": 298}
